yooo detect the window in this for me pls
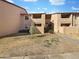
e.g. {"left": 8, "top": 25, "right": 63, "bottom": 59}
{"left": 61, "top": 23, "right": 70, "bottom": 26}
{"left": 35, "top": 23, "right": 41, "bottom": 26}
{"left": 61, "top": 13, "right": 71, "bottom": 18}
{"left": 33, "top": 14, "right": 41, "bottom": 18}
{"left": 45, "top": 14, "right": 51, "bottom": 19}
{"left": 25, "top": 16, "right": 29, "bottom": 20}
{"left": 75, "top": 13, "right": 79, "bottom": 19}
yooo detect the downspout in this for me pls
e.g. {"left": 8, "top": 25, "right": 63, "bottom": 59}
{"left": 72, "top": 13, "right": 73, "bottom": 26}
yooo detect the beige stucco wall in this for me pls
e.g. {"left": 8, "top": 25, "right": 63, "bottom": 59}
{"left": 63, "top": 27, "right": 79, "bottom": 35}
{"left": 51, "top": 14, "right": 61, "bottom": 33}
{"left": 60, "top": 14, "right": 72, "bottom": 24}
{"left": 30, "top": 13, "right": 79, "bottom": 34}
{"left": 41, "top": 14, "right": 45, "bottom": 34}
{"left": 75, "top": 14, "right": 79, "bottom": 26}
{"left": 31, "top": 14, "right": 45, "bottom": 34}
{"left": 50, "top": 13, "right": 79, "bottom": 34}
{"left": 56, "top": 26, "right": 79, "bottom": 36}
{"left": 58, "top": 27, "right": 65, "bottom": 33}
{"left": 52, "top": 13, "right": 74, "bottom": 33}
{"left": 0, "top": 1, "right": 27, "bottom": 36}
{"left": 58, "top": 13, "right": 79, "bottom": 34}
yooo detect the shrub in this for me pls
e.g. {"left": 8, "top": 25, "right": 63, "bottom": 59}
{"left": 44, "top": 37, "right": 59, "bottom": 47}
{"left": 29, "top": 23, "right": 36, "bottom": 35}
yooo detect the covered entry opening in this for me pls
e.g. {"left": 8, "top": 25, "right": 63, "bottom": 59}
{"left": 44, "top": 14, "right": 54, "bottom": 33}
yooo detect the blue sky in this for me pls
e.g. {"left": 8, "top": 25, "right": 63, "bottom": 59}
{"left": 7, "top": 0, "right": 79, "bottom": 13}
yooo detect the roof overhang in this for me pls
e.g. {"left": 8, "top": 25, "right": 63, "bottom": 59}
{"left": 20, "top": 13, "right": 29, "bottom": 16}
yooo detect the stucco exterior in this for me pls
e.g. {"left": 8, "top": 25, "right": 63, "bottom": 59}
{"left": 30, "top": 13, "right": 79, "bottom": 35}
{"left": 52, "top": 13, "right": 79, "bottom": 35}
{"left": 1, "top": 0, "right": 79, "bottom": 36}
{"left": 30, "top": 13, "right": 45, "bottom": 34}
{"left": 0, "top": 0, "right": 30, "bottom": 36}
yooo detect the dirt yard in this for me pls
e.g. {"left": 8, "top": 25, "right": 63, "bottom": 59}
{"left": 0, "top": 33, "right": 79, "bottom": 57}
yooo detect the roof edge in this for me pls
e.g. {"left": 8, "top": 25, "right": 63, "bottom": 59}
{"left": 1, "top": 0, "right": 27, "bottom": 13}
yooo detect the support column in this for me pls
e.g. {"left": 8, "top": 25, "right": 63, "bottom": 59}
{"left": 54, "top": 14, "right": 61, "bottom": 33}
{"left": 41, "top": 13, "right": 45, "bottom": 34}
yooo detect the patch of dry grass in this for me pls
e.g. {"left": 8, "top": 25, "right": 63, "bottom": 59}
{"left": 0, "top": 33, "right": 79, "bottom": 57}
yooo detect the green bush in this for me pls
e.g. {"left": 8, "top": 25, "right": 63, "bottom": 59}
{"left": 29, "top": 22, "right": 41, "bottom": 34}
{"left": 29, "top": 23, "right": 36, "bottom": 35}
{"left": 44, "top": 37, "right": 59, "bottom": 47}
